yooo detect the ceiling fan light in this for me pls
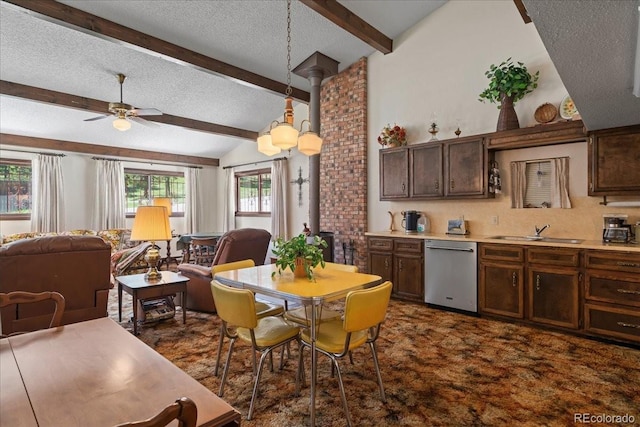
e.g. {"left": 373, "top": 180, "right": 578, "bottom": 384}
{"left": 257, "top": 133, "right": 282, "bottom": 156}
{"left": 113, "top": 118, "right": 131, "bottom": 131}
{"left": 271, "top": 122, "right": 299, "bottom": 150}
{"left": 298, "top": 131, "right": 322, "bottom": 156}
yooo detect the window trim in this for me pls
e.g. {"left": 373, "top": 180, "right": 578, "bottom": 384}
{"left": 0, "top": 158, "right": 32, "bottom": 221}
{"left": 235, "top": 168, "right": 271, "bottom": 217}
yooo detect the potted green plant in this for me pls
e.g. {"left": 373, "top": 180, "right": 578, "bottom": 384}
{"left": 272, "top": 233, "right": 328, "bottom": 281}
{"left": 478, "top": 58, "right": 539, "bottom": 131}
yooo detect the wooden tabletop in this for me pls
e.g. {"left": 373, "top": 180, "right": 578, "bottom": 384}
{"left": 1, "top": 318, "right": 240, "bottom": 427}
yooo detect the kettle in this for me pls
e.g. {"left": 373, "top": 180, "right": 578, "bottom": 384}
{"left": 401, "top": 210, "right": 421, "bottom": 233}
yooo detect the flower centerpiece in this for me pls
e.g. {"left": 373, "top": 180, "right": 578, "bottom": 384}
{"left": 272, "top": 233, "right": 328, "bottom": 281}
{"left": 378, "top": 124, "right": 407, "bottom": 148}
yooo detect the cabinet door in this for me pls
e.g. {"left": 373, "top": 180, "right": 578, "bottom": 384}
{"left": 379, "top": 148, "right": 409, "bottom": 199}
{"left": 368, "top": 252, "right": 393, "bottom": 283}
{"left": 410, "top": 144, "right": 443, "bottom": 198}
{"left": 588, "top": 125, "right": 640, "bottom": 195}
{"left": 445, "top": 138, "right": 486, "bottom": 197}
{"left": 479, "top": 261, "right": 524, "bottom": 319}
{"left": 528, "top": 267, "right": 580, "bottom": 329}
{"left": 393, "top": 253, "right": 424, "bottom": 302}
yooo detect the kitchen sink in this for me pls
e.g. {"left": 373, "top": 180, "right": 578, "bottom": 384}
{"left": 488, "top": 235, "right": 583, "bottom": 244}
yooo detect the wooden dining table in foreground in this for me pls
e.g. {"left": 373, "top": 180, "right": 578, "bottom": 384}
{"left": 0, "top": 317, "right": 240, "bottom": 427}
{"left": 214, "top": 263, "right": 383, "bottom": 427}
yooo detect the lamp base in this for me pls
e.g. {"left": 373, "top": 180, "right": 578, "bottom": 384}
{"left": 143, "top": 245, "right": 163, "bottom": 282}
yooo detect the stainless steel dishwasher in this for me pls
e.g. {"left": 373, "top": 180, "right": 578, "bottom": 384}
{"left": 424, "top": 239, "right": 478, "bottom": 313}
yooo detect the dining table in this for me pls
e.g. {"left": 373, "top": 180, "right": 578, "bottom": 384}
{"left": 214, "top": 263, "right": 382, "bottom": 427}
{"left": 0, "top": 317, "right": 240, "bottom": 427}
{"left": 176, "top": 232, "right": 224, "bottom": 263}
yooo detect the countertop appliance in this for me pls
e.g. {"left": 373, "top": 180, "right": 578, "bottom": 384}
{"left": 401, "top": 210, "right": 421, "bottom": 234}
{"left": 603, "top": 214, "right": 631, "bottom": 243}
{"left": 424, "top": 239, "right": 477, "bottom": 313}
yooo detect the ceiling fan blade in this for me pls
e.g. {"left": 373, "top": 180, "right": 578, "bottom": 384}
{"left": 84, "top": 114, "right": 111, "bottom": 122}
{"left": 129, "top": 116, "right": 160, "bottom": 128}
{"left": 131, "top": 107, "right": 162, "bottom": 117}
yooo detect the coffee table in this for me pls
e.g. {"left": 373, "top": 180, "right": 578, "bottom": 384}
{"left": 116, "top": 271, "right": 189, "bottom": 335}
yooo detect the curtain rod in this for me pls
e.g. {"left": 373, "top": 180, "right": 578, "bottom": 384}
{"left": 223, "top": 156, "right": 287, "bottom": 170}
{"left": 91, "top": 156, "right": 202, "bottom": 169}
{"left": 0, "top": 148, "right": 65, "bottom": 157}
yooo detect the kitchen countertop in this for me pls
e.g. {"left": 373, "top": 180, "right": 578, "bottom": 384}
{"left": 365, "top": 231, "right": 640, "bottom": 253}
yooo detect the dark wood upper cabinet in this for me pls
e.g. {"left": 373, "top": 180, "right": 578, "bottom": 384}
{"left": 588, "top": 124, "right": 640, "bottom": 195}
{"left": 445, "top": 137, "right": 487, "bottom": 197}
{"left": 379, "top": 147, "right": 409, "bottom": 199}
{"left": 410, "top": 144, "right": 443, "bottom": 198}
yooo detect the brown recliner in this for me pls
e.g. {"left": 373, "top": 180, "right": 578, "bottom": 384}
{"left": 0, "top": 235, "right": 112, "bottom": 335}
{"left": 177, "top": 228, "right": 271, "bottom": 312}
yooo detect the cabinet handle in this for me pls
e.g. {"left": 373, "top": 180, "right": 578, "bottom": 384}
{"left": 512, "top": 271, "right": 517, "bottom": 287}
{"left": 435, "top": 179, "right": 439, "bottom": 190}
{"left": 616, "top": 321, "right": 640, "bottom": 329}
{"left": 402, "top": 182, "right": 406, "bottom": 192}
{"left": 617, "top": 288, "right": 640, "bottom": 295}
{"left": 450, "top": 179, "right": 455, "bottom": 189}
{"left": 617, "top": 261, "right": 640, "bottom": 268}
{"left": 536, "top": 274, "right": 540, "bottom": 291}
{"left": 384, "top": 259, "right": 389, "bottom": 269}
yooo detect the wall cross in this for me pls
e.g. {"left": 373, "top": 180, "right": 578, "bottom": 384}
{"left": 290, "top": 166, "right": 309, "bottom": 207}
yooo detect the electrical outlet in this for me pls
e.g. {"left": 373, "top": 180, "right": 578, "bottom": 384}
{"left": 491, "top": 215, "right": 499, "bottom": 225}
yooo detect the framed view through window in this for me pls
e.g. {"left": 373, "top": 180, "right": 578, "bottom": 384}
{"left": 235, "top": 168, "right": 271, "bottom": 216}
{"left": 0, "top": 159, "right": 32, "bottom": 220}
{"left": 124, "top": 168, "right": 185, "bottom": 217}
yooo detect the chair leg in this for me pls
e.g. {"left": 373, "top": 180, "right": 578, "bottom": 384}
{"left": 248, "top": 348, "right": 271, "bottom": 420}
{"left": 331, "top": 357, "right": 353, "bottom": 427}
{"left": 369, "top": 341, "right": 386, "bottom": 403}
{"left": 214, "top": 324, "right": 225, "bottom": 377}
{"left": 219, "top": 338, "right": 236, "bottom": 397}
{"left": 295, "top": 343, "right": 305, "bottom": 396}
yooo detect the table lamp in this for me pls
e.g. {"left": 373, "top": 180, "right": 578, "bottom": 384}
{"left": 153, "top": 197, "right": 172, "bottom": 216}
{"left": 130, "top": 206, "right": 172, "bottom": 282}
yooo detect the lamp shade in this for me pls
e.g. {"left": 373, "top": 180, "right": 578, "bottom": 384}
{"left": 113, "top": 118, "right": 131, "bottom": 131}
{"left": 298, "top": 131, "right": 323, "bottom": 155}
{"left": 130, "top": 206, "right": 171, "bottom": 242}
{"left": 257, "top": 133, "right": 282, "bottom": 156}
{"left": 153, "top": 197, "right": 173, "bottom": 216}
{"left": 271, "top": 123, "right": 299, "bottom": 150}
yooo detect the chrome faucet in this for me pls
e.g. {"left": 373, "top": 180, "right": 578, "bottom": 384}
{"left": 534, "top": 224, "right": 550, "bottom": 237}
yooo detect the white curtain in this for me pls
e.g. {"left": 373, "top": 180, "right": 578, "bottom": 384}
{"left": 510, "top": 161, "right": 527, "bottom": 209}
{"left": 270, "top": 158, "right": 288, "bottom": 240}
{"left": 550, "top": 157, "right": 572, "bottom": 208}
{"left": 31, "top": 154, "right": 65, "bottom": 232}
{"left": 94, "top": 159, "right": 126, "bottom": 230}
{"left": 223, "top": 167, "right": 235, "bottom": 232}
{"left": 185, "top": 167, "right": 201, "bottom": 233}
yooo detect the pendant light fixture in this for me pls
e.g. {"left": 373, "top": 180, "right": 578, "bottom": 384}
{"left": 257, "top": 0, "right": 322, "bottom": 156}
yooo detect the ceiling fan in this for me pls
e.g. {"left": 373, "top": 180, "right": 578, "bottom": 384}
{"left": 84, "top": 73, "right": 162, "bottom": 131}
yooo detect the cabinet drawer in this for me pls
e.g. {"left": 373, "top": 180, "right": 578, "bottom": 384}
{"left": 368, "top": 238, "right": 392, "bottom": 251}
{"left": 393, "top": 239, "right": 423, "bottom": 254}
{"left": 479, "top": 244, "right": 524, "bottom": 262}
{"left": 527, "top": 247, "right": 581, "bottom": 267}
{"left": 585, "top": 271, "right": 640, "bottom": 307}
{"left": 586, "top": 250, "right": 640, "bottom": 274}
{"left": 584, "top": 303, "right": 640, "bottom": 343}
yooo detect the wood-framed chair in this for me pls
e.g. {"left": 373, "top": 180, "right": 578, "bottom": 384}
{"left": 113, "top": 397, "right": 197, "bottom": 427}
{"left": 295, "top": 281, "right": 393, "bottom": 427}
{"left": 190, "top": 237, "right": 217, "bottom": 266}
{"left": 0, "top": 291, "right": 65, "bottom": 338}
{"left": 210, "top": 280, "right": 299, "bottom": 420}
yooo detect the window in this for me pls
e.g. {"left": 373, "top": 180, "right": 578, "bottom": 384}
{"left": 236, "top": 169, "right": 271, "bottom": 216}
{"left": 124, "top": 168, "right": 185, "bottom": 217}
{"left": 524, "top": 161, "right": 552, "bottom": 208}
{"left": 0, "top": 159, "right": 32, "bottom": 220}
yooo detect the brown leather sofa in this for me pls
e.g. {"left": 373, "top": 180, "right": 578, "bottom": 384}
{"left": 0, "top": 235, "right": 112, "bottom": 335}
{"left": 177, "top": 228, "right": 271, "bottom": 312}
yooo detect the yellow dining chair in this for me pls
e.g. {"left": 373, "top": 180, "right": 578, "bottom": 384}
{"left": 0, "top": 291, "right": 66, "bottom": 338}
{"left": 211, "top": 259, "right": 285, "bottom": 376}
{"left": 283, "top": 262, "right": 359, "bottom": 327}
{"left": 295, "top": 281, "right": 393, "bottom": 427}
{"left": 210, "top": 280, "right": 300, "bottom": 420}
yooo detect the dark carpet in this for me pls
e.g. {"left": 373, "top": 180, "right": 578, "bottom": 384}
{"left": 109, "top": 288, "right": 639, "bottom": 426}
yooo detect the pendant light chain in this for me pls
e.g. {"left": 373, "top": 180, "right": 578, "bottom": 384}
{"left": 285, "top": 0, "right": 292, "bottom": 96}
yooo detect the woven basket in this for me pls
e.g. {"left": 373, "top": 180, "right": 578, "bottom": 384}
{"left": 534, "top": 103, "right": 557, "bottom": 123}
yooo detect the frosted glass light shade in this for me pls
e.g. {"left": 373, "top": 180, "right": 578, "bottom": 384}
{"left": 298, "top": 131, "right": 322, "bottom": 155}
{"left": 257, "top": 133, "right": 282, "bottom": 156}
{"left": 271, "top": 123, "right": 299, "bottom": 150}
{"left": 130, "top": 206, "right": 171, "bottom": 242}
{"left": 113, "top": 118, "right": 131, "bottom": 131}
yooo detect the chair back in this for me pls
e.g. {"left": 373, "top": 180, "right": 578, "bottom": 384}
{"left": 343, "top": 281, "right": 392, "bottom": 333}
{"left": 211, "top": 228, "right": 271, "bottom": 267}
{"left": 210, "top": 281, "right": 257, "bottom": 329}
{"left": 0, "top": 291, "right": 66, "bottom": 337}
{"left": 323, "top": 262, "right": 358, "bottom": 273}
{"left": 211, "top": 259, "right": 255, "bottom": 275}
{"left": 114, "top": 397, "right": 197, "bottom": 427}
{"left": 191, "top": 237, "right": 217, "bottom": 266}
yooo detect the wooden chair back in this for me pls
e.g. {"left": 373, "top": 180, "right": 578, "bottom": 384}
{"left": 191, "top": 237, "right": 217, "bottom": 266}
{"left": 113, "top": 397, "right": 197, "bottom": 427}
{"left": 0, "top": 291, "right": 66, "bottom": 337}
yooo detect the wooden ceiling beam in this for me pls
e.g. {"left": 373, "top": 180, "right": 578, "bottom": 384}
{"left": 513, "top": 0, "right": 532, "bottom": 24}
{"left": 2, "top": 0, "right": 310, "bottom": 102}
{"left": 300, "top": 0, "right": 392, "bottom": 54}
{"left": 0, "top": 80, "right": 258, "bottom": 141}
{"left": 0, "top": 133, "right": 220, "bottom": 167}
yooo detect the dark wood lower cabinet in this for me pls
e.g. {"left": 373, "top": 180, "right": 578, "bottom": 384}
{"left": 367, "top": 237, "right": 423, "bottom": 302}
{"left": 528, "top": 267, "right": 580, "bottom": 329}
{"left": 479, "top": 261, "right": 524, "bottom": 319}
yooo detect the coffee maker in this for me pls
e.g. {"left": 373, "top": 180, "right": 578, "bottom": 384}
{"left": 401, "top": 210, "right": 421, "bottom": 234}
{"left": 602, "top": 214, "right": 632, "bottom": 243}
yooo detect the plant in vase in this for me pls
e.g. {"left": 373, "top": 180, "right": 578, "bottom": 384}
{"left": 272, "top": 233, "right": 328, "bottom": 281}
{"left": 478, "top": 58, "right": 539, "bottom": 131}
{"left": 378, "top": 124, "right": 407, "bottom": 148}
